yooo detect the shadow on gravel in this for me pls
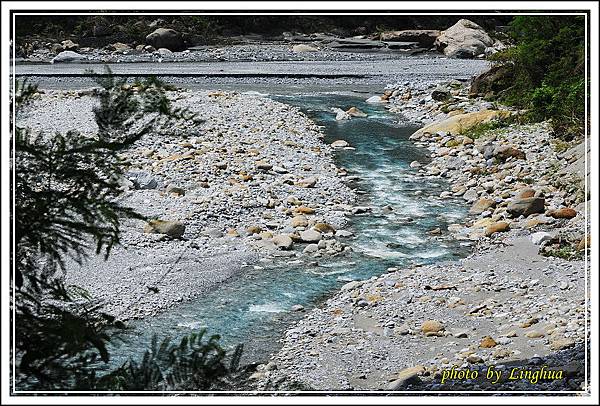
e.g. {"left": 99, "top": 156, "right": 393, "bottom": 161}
{"left": 426, "top": 342, "right": 587, "bottom": 393}
{"left": 254, "top": 342, "right": 587, "bottom": 394}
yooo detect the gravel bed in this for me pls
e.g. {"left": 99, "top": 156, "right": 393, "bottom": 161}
{"left": 18, "top": 88, "right": 358, "bottom": 320}
{"left": 256, "top": 78, "right": 589, "bottom": 393}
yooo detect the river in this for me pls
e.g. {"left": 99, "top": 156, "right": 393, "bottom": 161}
{"left": 103, "top": 91, "right": 470, "bottom": 368}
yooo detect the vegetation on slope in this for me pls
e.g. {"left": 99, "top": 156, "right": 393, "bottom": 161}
{"left": 490, "top": 15, "right": 586, "bottom": 140}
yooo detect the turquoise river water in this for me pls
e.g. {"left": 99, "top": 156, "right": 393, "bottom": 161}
{"left": 105, "top": 92, "right": 470, "bottom": 367}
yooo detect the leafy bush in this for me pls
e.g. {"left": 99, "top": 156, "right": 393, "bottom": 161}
{"left": 490, "top": 15, "right": 585, "bottom": 139}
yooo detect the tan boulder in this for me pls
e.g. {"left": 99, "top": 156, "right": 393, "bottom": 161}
{"left": 577, "top": 235, "right": 591, "bottom": 251}
{"left": 469, "top": 198, "right": 496, "bottom": 214}
{"left": 525, "top": 217, "right": 548, "bottom": 229}
{"left": 387, "top": 365, "right": 426, "bottom": 390}
{"left": 550, "top": 337, "right": 575, "bottom": 351}
{"left": 346, "top": 106, "right": 368, "bottom": 118}
{"left": 472, "top": 218, "right": 494, "bottom": 229}
{"left": 313, "top": 222, "right": 335, "bottom": 234}
{"left": 421, "top": 320, "right": 444, "bottom": 336}
{"left": 295, "top": 206, "right": 315, "bottom": 215}
{"left": 548, "top": 207, "right": 577, "bottom": 219}
{"left": 411, "top": 110, "right": 512, "bottom": 138}
{"left": 291, "top": 215, "right": 309, "bottom": 228}
{"left": 143, "top": 219, "right": 185, "bottom": 238}
{"left": 247, "top": 225, "right": 262, "bottom": 234}
{"left": 485, "top": 221, "right": 510, "bottom": 236}
{"left": 479, "top": 336, "right": 498, "bottom": 348}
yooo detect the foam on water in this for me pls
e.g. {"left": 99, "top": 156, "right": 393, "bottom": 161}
{"left": 248, "top": 303, "right": 286, "bottom": 313}
{"left": 416, "top": 248, "right": 448, "bottom": 259}
{"left": 308, "top": 268, "right": 349, "bottom": 276}
{"left": 242, "top": 90, "right": 270, "bottom": 97}
{"left": 177, "top": 321, "right": 208, "bottom": 329}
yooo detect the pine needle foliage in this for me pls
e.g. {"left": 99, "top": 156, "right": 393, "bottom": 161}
{"left": 12, "top": 68, "right": 242, "bottom": 392}
{"left": 100, "top": 331, "right": 244, "bottom": 390}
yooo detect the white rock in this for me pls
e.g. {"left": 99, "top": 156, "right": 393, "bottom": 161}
{"left": 332, "top": 107, "right": 351, "bottom": 121}
{"left": 335, "top": 230, "right": 354, "bottom": 238}
{"left": 272, "top": 234, "right": 293, "bottom": 250}
{"left": 300, "top": 229, "right": 322, "bottom": 243}
{"left": 366, "top": 95, "right": 384, "bottom": 103}
{"left": 156, "top": 47, "right": 173, "bottom": 56}
{"left": 331, "top": 140, "right": 350, "bottom": 148}
{"left": 435, "top": 19, "right": 494, "bottom": 59}
{"left": 530, "top": 231, "right": 553, "bottom": 245}
{"left": 292, "top": 44, "right": 319, "bottom": 53}
{"left": 303, "top": 244, "right": 319, "bottom": 253}
{"left": 51, "top": 50, "right": 84, "bottom": 64}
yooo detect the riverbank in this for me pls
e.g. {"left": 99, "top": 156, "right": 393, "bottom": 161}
{"left": 18, "top": 88, "right": 358, "bottom": 321}
{"left": 15, "top": 57, "right": 589, "bottom": 392}
{"left": 255, "top": 79, "right": 589, "bottom": 392}
{"left": 14, "top": 53, "right": 489, "bottom": 334}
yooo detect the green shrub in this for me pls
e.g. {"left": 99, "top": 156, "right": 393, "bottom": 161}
{"left": 460, "top": 120, "right": 507, "bottom": 139}
{"left": 490, "top": 15, "right": 585, "bottom": 139}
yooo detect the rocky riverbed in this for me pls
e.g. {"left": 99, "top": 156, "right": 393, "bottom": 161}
{"left": 18, "top": 88, "right": 358, "bottom": 320}
{"left": 254, "top": 78, "right": 590, "bottom": 392}
{"left": 15, "top": 51, "right": 589, "bottom": 393}
{"left": 16, "top": 19, "right": 503, "bottom": 65}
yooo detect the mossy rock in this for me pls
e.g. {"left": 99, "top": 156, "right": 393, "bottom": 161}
{"left": 445, "top": 139, "right": 461, "bottom": 147}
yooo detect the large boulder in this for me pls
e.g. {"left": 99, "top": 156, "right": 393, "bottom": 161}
{"left": 272, "top": 234, "right": 294, "bottom": 250}
{"left": 380, "top": 29, "right": 440, "bottom": 47}
{"left": 493, "top": 145, "right": 526, "bottom": 161}
{"left": 145, "top": 28, "right": 185, "bottom": 51}
{"left": 435, "top": 19, "right": 494, "bottom": 58}
{"left": 469, "top": 64, "right": 514, "bottom": 99}
{"left": 431, "top": 86, "right": 451, "bottom": 101}
{"left": 410, "top": 110, "right": 511, "bottom": 138}
{"left": 51, "top": 50, "right": 84, "bottom": 64}
{"left": 507, "top": 197, "right": 545, "bottom": 217}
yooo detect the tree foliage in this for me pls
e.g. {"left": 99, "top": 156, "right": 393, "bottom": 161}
{"left": 490, "top": 15, "right": 585, "bottom": 139}
{"left": 100, "top": 331, "right": 244, "bottom": 391}
{"left": 13, "top": 70, "right": 242, "bottom": 391}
